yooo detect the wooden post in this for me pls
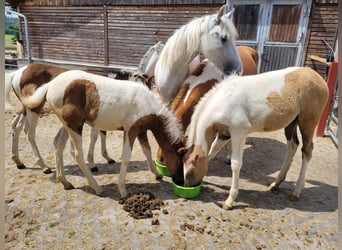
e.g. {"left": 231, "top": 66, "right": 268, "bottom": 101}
{"left": 316, "top": 62, "right": 338, "bottom": 137}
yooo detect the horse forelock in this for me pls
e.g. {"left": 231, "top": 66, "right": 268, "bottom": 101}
{"left": 158, "top": 106, "right": 183, "bottom": 144}
{"left": 221, "top": 16, "right": 238, "bottom": 41}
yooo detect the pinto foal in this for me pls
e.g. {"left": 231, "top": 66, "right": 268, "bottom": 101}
{"left": 6, "top": 62, "right": 157, "bottom": 173}
{"left": 183, "top": 67, "right": 329, "bottom": 209}
{"left": 22, "top": 70, "right": 184, "bottom": 197}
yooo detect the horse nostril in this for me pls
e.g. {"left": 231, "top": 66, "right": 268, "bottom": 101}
{"left": 186, "top": 171, "right": 194, "bottom": 179}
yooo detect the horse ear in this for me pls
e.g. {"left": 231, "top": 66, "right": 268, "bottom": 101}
{"left": 225, "top": 8, "right": 235, "bottom": 20}
{"left": 180, "top": 135, "right": 188, "bottom": 146}
{"left": 177, "top": 147, "right": 187, "bottom": 155}
{"left": 216, "top": 5, "right": 226, "bottom": 24}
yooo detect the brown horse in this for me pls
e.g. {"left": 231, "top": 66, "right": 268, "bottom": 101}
{"left": 237, "top": 46, "right": 258, "bottom": 75}
{"left": 156, "top": 46, "right": 259, "bottom": 162}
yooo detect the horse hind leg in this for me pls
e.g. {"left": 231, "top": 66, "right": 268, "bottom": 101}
{"left": 67, "top": 127, "right": 103, "bottom": 195}
{"left": 54, "top": 126, "right": 74, "bottom": 190}
{"left": 269, "top": 118, "right": 299, "bottom": 192}
{"left": 99, "top": 130, "right": 115, "bottom": 164}
{"left": 25, "top": 109, "right": 52, "bottom": 174}
{"left": 87, "top": 127, "right": 98, "bottom": 171}
{"left": 11, "top": 112, "right": 27, "bottom": 169}
{"left": 87, "top": 129, "right": 115, "bottom": 172}
{"left": 291, "top": 116, "right": 317, "bottom": 200}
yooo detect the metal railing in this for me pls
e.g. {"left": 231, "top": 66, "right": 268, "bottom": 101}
{"left": 326, "top": 78, "right": 338, "bottom": 147}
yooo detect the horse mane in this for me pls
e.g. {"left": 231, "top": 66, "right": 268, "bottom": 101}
{"left": 157, "top": 15, "right": 212, "bottom": 73}
{"left": 186, "top": 87, "right": 213, "bottom": 148}
{"left": 157, "top": 106, "right": 183, "bottom": 144}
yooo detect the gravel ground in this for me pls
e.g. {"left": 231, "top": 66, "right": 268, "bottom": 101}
{"left": 5, "top": 83, "right": 338, "bottom": 249}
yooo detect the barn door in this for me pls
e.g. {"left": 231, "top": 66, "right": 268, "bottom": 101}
{"left": 228, "top": 0, "right": 311, "bottom": 73}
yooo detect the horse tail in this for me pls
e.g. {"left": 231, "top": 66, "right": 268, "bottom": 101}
{"left": 21, "top": 82, "right": 50, "bottom": 110}
{"left": 5, "top": 71, "right": 15, "bottom": 111}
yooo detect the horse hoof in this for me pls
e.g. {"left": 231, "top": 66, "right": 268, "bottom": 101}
{"left": 289, "top": 194, "right": 300, "bottom": 202}
{"left": 17, "top": 164, "right": 26, "bottom": 170}
{"left": 120, "top": 190, "right": 128, "bottom": 199}
{"left": 269, "top": 183, "right": 280, "bottom": 192}
{"left": 107, "top": 159, "right": 116, "bottom": 164}
{"left": 221, "top": 202, "right": 233, "bottom": 210}
{"left": 91, "top": 166, "right": 99, "bottom": 172}
{"left": 224, "top": 158, "right": 231, "bottom": 165}
{"left": 43, "top": 168, "right": 52, "bottom": 174}
{"left": 64, "top": 183, "right": 75, "bottom": 190}
{"left": 95, "top": 187, "right": 104, "bottom": 196}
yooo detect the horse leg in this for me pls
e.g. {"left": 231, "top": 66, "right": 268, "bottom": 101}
{"left": 87, "top": 129, "right": 115, "bottom": 171}
{"left": 25, "top": 109, "right": 52, "bottom": 173}
{"left": 208, "top": 134, "right": 230, "bottom": 161}
{"left": 224, "top": 142, "right": 232, "bottom": 164}
{"left": 222, "top": 131, "right": 247, "bottom": 210}
{"left": 291, "top": 118, "right": 317, "bottom": 200}
{"left": 269, "top": 119, "right": 299, "bottom": 192}
{"left": 137, "top": 131, "right": 162, "bottom": 180}
{"left": 11, "top": 112, "right": 27, "bottom": 169}
{"left": 67, "top": 127, "right": 103, "bottom": 195}
{"left": 54, "top": 126, "right": 74, "bottom": 190}
{"left": 99, "top": 130, "right": 115, "bottom": 164}
{"left": 117, "top": 131, "right": 134, "bottom": 198}
{"left": 87, "top": 127, "right": 99, "bottom": 171}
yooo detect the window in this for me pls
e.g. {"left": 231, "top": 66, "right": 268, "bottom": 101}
{"left": 268, "top": 5, "right": 302, "bottom": 43}
{"left": 233, "top": 5, "right": 260, "bottom": 41}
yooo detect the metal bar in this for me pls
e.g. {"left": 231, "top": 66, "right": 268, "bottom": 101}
{"left": 5, "top": 9, "right": 31, "bottom": 64}
{"left": 327, "top": 128, "right": 338, "bottom": 147}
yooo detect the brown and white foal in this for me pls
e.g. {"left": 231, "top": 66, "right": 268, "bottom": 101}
{"left": 21, "top": 70, "right": 184, "bottom": 196}
{"left": 5, "top": 63, "right": 149, "bottom": 173}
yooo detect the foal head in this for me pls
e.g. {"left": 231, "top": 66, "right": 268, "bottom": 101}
{"left": 200, "top": 6, "right": 242, "bottom": 75}
{"left": 149, "top": 110, "right": 185, "bottom": 184}
{"left": 182, "top": 145, "right": 208, "bottom": 187}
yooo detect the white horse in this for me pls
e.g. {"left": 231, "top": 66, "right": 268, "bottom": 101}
{"left": 21, "top": 70, "right": 185, "bottom": 197}
{"left": 138, "top": 41, "right": 165, "bottom": 78}
{"left": 154, "top": 5, "right": 242, "bottom": 103}
{"left": 182, "top": 67, "right": 329, "bottom": 209}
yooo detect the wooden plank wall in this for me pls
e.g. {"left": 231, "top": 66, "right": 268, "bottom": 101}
{"left": 17, "top": 3, "right": 222, "bottom": 69}
{"left": 303, "top": 1, "right": 338, "bottom": 78}
{"left": 20, "top": 6, "right": 105, "bottom": 65}
{"left": 10, "top": 0, "right": 225, "bottom": 7}
{"left": 106, "top": 5, "right": 221, "bottom": 68}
